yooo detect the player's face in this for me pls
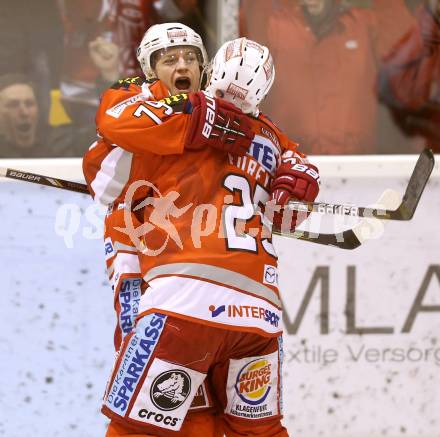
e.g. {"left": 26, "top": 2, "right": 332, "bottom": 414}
{"left": 153, "top": 46, "right": 202, "bottom": 95}
{"left": 0, "top": 84, "right": 38, "bottom": 148}
{"left": 302, "top": 0, "right": 328, "bottom": 16}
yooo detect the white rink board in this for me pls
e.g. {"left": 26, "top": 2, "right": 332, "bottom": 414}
{"left": 0, "top": 155, "right": 439, "bottom": 437}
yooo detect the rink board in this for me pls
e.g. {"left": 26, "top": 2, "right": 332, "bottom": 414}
{"left": 0, "top": 155, "right": 439, "bottom": 437}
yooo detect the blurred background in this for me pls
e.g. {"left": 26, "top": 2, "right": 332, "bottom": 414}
{"left": 0, "top": 0, "right": 439, "bottom": 159}
{"left": 0, "top": 2, "right": 439, "bottom": 437}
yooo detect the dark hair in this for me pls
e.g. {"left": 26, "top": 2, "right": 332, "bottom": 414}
{"left": 0, "top": 73, "right": 36, "bottom": 94}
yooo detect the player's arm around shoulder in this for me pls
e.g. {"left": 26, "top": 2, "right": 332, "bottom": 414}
{"left": 96, "top": 77, "right": 191, "bottom": 156}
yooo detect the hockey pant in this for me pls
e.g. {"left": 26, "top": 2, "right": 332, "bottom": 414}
{"left": 104, "top": 206, "right": 214, "bottom": 416}
{"left": 102, "top": 313, "right": 289, "bottom": 436}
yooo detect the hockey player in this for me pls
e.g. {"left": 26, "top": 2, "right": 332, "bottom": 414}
{"left": 94, "top": 37, "right": 319, "bottom": 436}
{"left": 83, "top": 23, "right": 253, "bottom": 436}
{"left": 85, "top": 22, "right": 210, "bottom": 353}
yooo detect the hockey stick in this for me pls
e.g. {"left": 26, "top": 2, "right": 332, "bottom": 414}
{"left": 0, "top": 165, "right": 360, "bottom": 248}
{"left": 1, "top": 149, "right": 433, "bottom": 250}
{"left": 0, "top": 167, "right": 89, "bottom": 194}
{"left": 285, "top": 148, "right": 435, "bottom": 220}
{"left": 272, "top": 189, "right": 401, "bottom": 250}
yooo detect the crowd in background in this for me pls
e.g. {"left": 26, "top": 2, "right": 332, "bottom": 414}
{"left": 0, "top": 0, "right": 438, "bottom": 158}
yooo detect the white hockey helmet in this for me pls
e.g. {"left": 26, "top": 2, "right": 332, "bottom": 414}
{"left": 205, "top": 37, "right": 275, "bottom": 116}
{"left": 137, "top": 22, "right": 209, "bottom": 79}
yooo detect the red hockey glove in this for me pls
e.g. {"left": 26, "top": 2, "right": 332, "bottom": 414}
{"left": 268, "top": 156, "right": 320, "bottom": 232}
{"left": 184, "top": 91, "right": 254, "bottom": 155}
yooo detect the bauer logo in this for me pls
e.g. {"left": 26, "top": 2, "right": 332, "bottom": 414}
{"left": 104, "top": 237, "right": 114, "bottom": 260}
{"left": 150, "top": 370, "right": 191, "bottom": 411}
{"left": 235, "top": 358, "right": 272, "bottom": 405}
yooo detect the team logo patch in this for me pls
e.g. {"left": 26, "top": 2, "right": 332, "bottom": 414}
{"left": 226, "top": 351, "right": 280, "bottom": 419}
{"left": 209, "top": 304, "right": 280, "bottom": 328}
{"left": 167, "top": 29, "right": 187, "bottom": 39}
{"left": 236, "top": 358, "right": 272, "bottom": 405}
{"left": 263, "top": 55, "right": 274, "bottom": 81}
{"left": 128, "top": 358, "right": 206, "bottom": 431}
{"left": 226, "top": 83, "right": 248, "bottom": 100}
{"left": 151, "top": 370, "right": 191, "bottom": 410}
{"left": 225, "top": 39, "right": 245, "bottom": 61}
{"left": 263, "top": 265, "right": 278, "bottom": 286}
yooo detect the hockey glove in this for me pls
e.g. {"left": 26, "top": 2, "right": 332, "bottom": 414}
{"left": 268, "top": 154, "right": 320, "bottom": 232}
{"left": 184, "top": 91, "right": 254, "bottom": 155}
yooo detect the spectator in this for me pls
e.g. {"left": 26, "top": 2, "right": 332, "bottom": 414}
{"left": 107, "top": 0, "right": 159, "bottom": 77}
{"left": 379, "top": 0, "right": 440, "bottom": 152}
{"left": 0, "top": 74, "right": 95, "bottom": 158}
{"left": 240, "top": 0, "right": 416, "bottom": 154}
{"left": 0, "top": 0, "right": 63, "bottom": 126}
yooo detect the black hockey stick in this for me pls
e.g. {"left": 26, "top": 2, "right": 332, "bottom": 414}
{"left": 286, "top": 148, "right": 435, "bottom": 220}
{"left": 0, "top": 167, "right": 89, "bottom": 194}
{"left": 272, "top": 227, "right": 363, "bottom": 249}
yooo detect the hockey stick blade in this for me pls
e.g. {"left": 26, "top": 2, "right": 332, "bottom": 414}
{"left": 272, "top": 227, "right": 362, "bottom": 250}
{"left": 0, "top": 167, "right": 89, "bottom": 194}
{"left": 387, "top": 148, "right": 434, "bottom": 220}
{"left": 286, "top": 148, "right": 435, "bottom": 220}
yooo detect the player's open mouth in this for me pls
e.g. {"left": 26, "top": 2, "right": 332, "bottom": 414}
{"left": 175, "top": 77, "right": 191, "bottom": 91}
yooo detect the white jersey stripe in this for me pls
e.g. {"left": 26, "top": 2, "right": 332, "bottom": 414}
{"left": 91, "top": 146, "right": 133, "bottom": 206}
{"left": 143, "top": 262, "right": 280, "bottom": 308}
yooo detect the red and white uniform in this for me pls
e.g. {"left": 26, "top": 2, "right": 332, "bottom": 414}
{"left": 84, "top": 78, "right": 218, "bottom": 429}
{"left": 84, "top": 77, "right": 175, "bottom": 350}
{"left": 83, "top": 78, "right": 300, "bottom": 435}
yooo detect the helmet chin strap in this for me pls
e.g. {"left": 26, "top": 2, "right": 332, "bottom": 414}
{"left": 200, "top": 61, "right": 213, "bottom": 91}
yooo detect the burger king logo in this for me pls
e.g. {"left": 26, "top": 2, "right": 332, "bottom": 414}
{"left": 235, "top": 358, "right": 272, "bottom": 405}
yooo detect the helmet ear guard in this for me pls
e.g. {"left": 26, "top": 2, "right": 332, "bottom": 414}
{"left": 205, "top": 37, "right": 275, "bottom": 116}
{"left": 137, "top": 22, "right": 209, "bottom": 80}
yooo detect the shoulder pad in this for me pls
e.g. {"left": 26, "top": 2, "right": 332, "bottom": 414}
{"left": 110, "top": 76, "right": 145, "bottom": 90}
{"left": 158, "top": 93, "right": 189, "bottom": 109}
